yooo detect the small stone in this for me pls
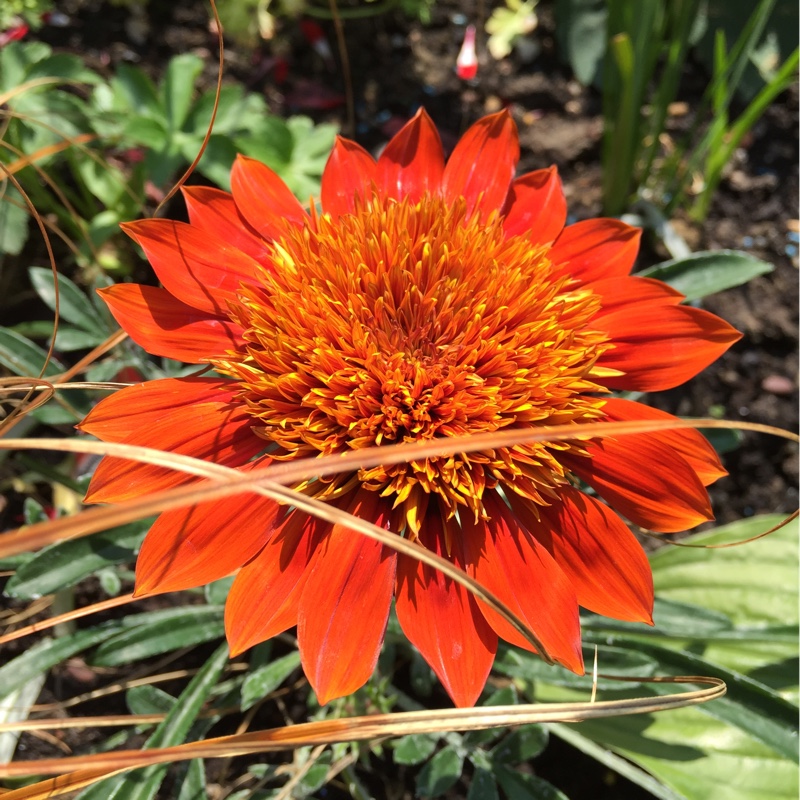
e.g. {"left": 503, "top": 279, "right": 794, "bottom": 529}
{"left": 484, "top": 95, "right": 503, "bottom": 113}
{"left": 761, "top": 375, "right": 795, "bottom": 395}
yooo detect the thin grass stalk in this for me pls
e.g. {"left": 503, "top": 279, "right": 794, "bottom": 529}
{"left": 638, "top": 0, "right": 702, "bottom": 195}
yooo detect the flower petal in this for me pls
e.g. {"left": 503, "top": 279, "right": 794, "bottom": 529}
{"left": 562, "top": 437, "right": 714, "bottom": 533}
{"left": 136, "top": 478, "right": 281, "bottom": 596}
{"left": 182, "top": 186, "right": 273, "bottom": 265}
{"left": 226, "top": 509, "right": 327, "bottom": 656}
{"left": 502, "top": 167, "right": 566, "bottom": 245}
{"left": 461, "top": 493, "right": 584, "bottom": 674}
{"left": 595, "top": 304, "right": 742, "bottom": 391}
{"left": 585, "top": 275, "right": 684, "bottom": 313}
{"left": 99, "top": 284, "right": 244, "bottom": 363}
{"left": 395, "top": 514, "right": 497, "bottom": 708}
{"left": 442, "top": 110, "right": 519, "bottom": 218}
{"left": 508, "top": 489, "right": 654, "bottom": 624}
{"left": 230, "top": 155, "right": 309, "bottom": 241}
{"left": 121, "top": 219, "right": 263, "bottom": 315}
{"left": 321, "top": 136, "right": 377, "bottom": 217}
{"left": 377, "top": 109, "right": 445, "bottom": 202}
{"left": 550, "top": 219, "right": 641, "bottom": 284}
{"left": 81, "top": 379, "right": 264, "bottom": 503}
{"left": 297, "top": 492, "right": 397, "bottom": 704}
{"left": 601, "top": 397, "right": 727, "bottom": 486}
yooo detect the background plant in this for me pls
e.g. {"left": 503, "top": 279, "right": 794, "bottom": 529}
{"left": 555, "top": 0, "right": 799, "bottom": 218}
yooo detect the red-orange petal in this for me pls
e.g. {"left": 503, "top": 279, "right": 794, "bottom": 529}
{"left": 442, "top": 110, "right": 519, "bottom": 218}
{"left": 226, "top": 509, "right": 327, "bottom": 656}
{"left": 377, "top": 109, "right": 445, "bottom": 202}
{"left": 508, "top": 489, "right": 654, "bottom": 624}
{"left": 502, "top": 166, "right": 566, "bottom": 245}
{"left": 550, "top": 219, "right": 641, "bottom": 284}
{"left": 136, "top": 476, "right": 281, "bottom": 596}
{"left": 461, "top": 493, "right": 584, "bottom": 674}
{"left": 562, "top": 437, "right": 714, "bottom": 533}
{"left": 121, "top": 219, "right": 262, "bottom": 315}
{"left": 595, "top": 304, "right": 742, "bottom": 392}
{"left": 182, "top": 186, "right": 273, "bottom": 265}
{"left": 297, "top": 492, "right": 397, "bottom": 704}
{"left": 395, "top": 515, "right": 497, "bottom": 708}
{"left": 99, "top": 284, "right": 244, "bottom": 363}
{"left": 601, "top": 397, "right": 727, "bottom": 486}
{"left": 321, "top": 137, "right": 377, "bottom": 217}
{"left": 230, "top": 155, "right": 308, "bottom": 241}
{"left": 585, "top": 275, "right": 685, "bottom": 313}
{"left": 81, "top": 380, "right": 264, "bottom": 504}
{"left": 79, "top": 377, "right": 229, "bottom": 440}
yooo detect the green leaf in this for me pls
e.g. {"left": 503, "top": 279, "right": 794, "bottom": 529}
{"left": 555, "top": 0, "right": 608, "bottom": 85}
{"left": 495, "top": 642, "right": 657, "bottom": 691}
{"left": 624, "top": 643, "right": 799, "bottom": 763}
{"left": 5, "top": 521, "right": 148, "bottom": 598}
{"left": 0, "top": 328, "right": 65, "bottom": 377}
{"left": 27, "top": 53, "right": 100, "bottom": 84}
{"left": 0, "top": 191, "right": 30, "bottom": 255}
{"left": 126, "top": 684, "right": 177, "bottom": 716}
{"left": 29, "top": 267, "right": 105, "bottom": 331}
{"left": 491, "top": 725, "right": 549, "bottom": 763}
{"left": 393, "top": 733, "right": 438, "bottom": 766}
{"left": 91, "top": 606, "right": 225, "bottom": 666}
{"left": 0, "top": 627, "right": 119, "bottom": 701}
{"left": 575, "top": 703, "right": 798, "bottom": 800}
{"left": 639, "top": 250, "right": 773, "bottom": 301}
{"left": 548, "top": 723, "right": 687, "bottom": 800}
{"left": 649, "top": 514, "right": 798, "bottom": 627}
{"left": 582, "top": 597, "right": 733, "bottom": 639}
{"left": 77, "top": 643, "right": 228, "bottom": 800}
{"left": 112, "top": 64, "right": 161, "bottom": 119}
{"left": 162, "top": 54, "right": 204, "bottom": 131}
{"left": 494, "top": 765, "right": 569, "bottom": 800}
{"left": 467, "top": 768, "right": 499, "bottom": 800}
{"left": 204, "top": 575, "right": 234, "bottom": 606}
{"left": 416, "top": 745, "right": 464, "bottom": 797}
{"left": 240, "top": 651, "right": 301, "bottom": 710}
{"left": 176, "top": 759, "right": 208, "bottom": 800}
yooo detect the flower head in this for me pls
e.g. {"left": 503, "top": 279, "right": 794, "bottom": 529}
{"left": 80, "top": 110, "right": 740, "bottom": 707}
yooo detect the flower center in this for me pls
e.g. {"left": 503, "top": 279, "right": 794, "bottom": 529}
{"left": 215, "top": 194, "right": 612, "bottom": 534}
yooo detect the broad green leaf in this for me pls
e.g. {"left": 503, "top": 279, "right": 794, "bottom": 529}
{"left": 491, "top": 724, "right": 548, "bottom": 763}
{"left": 5, "top": 521, "right": 148, "bottom": 598}
{"left": 162, "top": 54, "right": 204, "bottom": 131}
{"left": 416, "top": 745, "right": 464, "bottom": 797}
{"left": 582, "top": 597, "right": 733, "bottom": 638}
{"left": 30, "top": 266, "right": 105, "bottom": 331}
{"left": 126, "top": 685, "right": 177, "bottom": 716}
{"left": 204, "top": 575, "right": 234, "bottom": 606}
{"left": 27, "top": 53, "right": 100, "bottom": 84}
{"left": 494, "top": 765, "right": 569, "bottom": 800}
{"left": 495, "top": 642, "right": 657, "bottom": 691}
{"left": 91, "top": 606, "right": 225, "bottom": 666}
{"left": 0, "top": 192, "right": 29, "bottom": 255}
{"left": 466, "top": 768, "right": 499, "bottom": 800}
{"left": 77, "top": 643, "right": 228, "bottom": 800}
{"left": 241, "top": 651, "right": 301, "bottom": 710}
{"left": 649, "top": 515, "right": 798, "bottom": 627}
{"left": 639, "top": 250, "right": 773, "bottom": 301}
{"left": 554, "top": 0, "right": 608, "bottom": 85}
{"left": 0, "top": 328, "right": 65, "bottom": 377}
{"left": 393, "top": 733, "right": 438, "bottom": 766}
{"left": 576, "top": 705, "right": 798, "bottom": 800}
{"left": 548, "top": 723, "right": 686, "bottom": 800}
{"left": 623, "top": 643, "right": 799, "bottom": 763}
{"left": 0, "top": 627, "right": 119, "bottom": 700}
{"left": 176, "top": 759, "right": 207, "bottom": 800}
{"left": 112, "top": 64, "right": 161, "bottom": 119}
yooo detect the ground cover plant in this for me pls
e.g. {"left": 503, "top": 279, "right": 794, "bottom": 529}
{"left": 0, "top": 1, "right": 797, "bottom": 798}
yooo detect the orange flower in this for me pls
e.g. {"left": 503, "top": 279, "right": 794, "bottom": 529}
{"left": 79, "top": 110, "right": 740, "bottom": 707}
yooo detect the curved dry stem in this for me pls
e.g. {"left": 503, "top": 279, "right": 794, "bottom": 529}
{"left": 0, "top": 674, "right": 726, "bottom": 793}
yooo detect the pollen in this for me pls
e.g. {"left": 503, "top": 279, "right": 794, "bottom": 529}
{"left": 215, "top": 193, "right": 612, "bottom": 535}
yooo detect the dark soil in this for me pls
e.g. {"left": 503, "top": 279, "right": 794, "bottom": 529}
{"left": 6, "top": 0, "right": 798, "bottom": 798}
